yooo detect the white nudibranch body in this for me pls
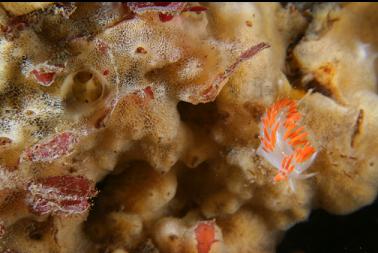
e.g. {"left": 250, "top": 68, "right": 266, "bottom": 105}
{"left": 257, "top": 99, "right": 317, "bottom": 191}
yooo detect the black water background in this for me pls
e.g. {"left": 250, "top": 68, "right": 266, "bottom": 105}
{"left": 277, "top": 198, "right": 378, "bottom": 253}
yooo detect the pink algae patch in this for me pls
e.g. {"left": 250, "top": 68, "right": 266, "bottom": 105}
{"left": 129, "top": 86, "right": 155, "bottom": 105}
{"left": 183, "top": 6, "right": 208, "bottom": 13}
{"left": 1, "top": 16, "right": 28, "bottom": 39}
{"left": 158, "top": 5, "right": 208, "bottom": 22}
{"left": 102, "top": 69, "right": 110, "bottom": 76}
{"left": 31, "top": 70, "right": 56, "bottom": 86}
{"left": 26, "top": 175, "right": 97, "bottom": 216}
{"left": 22, "top": 132, "right": 78, "bottom": 162}
{"left": 158, "top": 13, "right": 175, "bottom": 22}
{"left": 126, "top": 2, "right": 207, "bottom": 22}
{"left": 96, "top": 40, "right": 109, "bottom": 54}
{"left": 29, "top": 63, "right": 64, "bottom": 87}
{"left": 195, "top": 221, "right": 217, "bottom": 253}
{"left": 126, "top": 2, "right": 187, "bottom": 14}
{"left": 143, "top": 86, "right": 155, "bottom": 100}
{"left": 200, "top": 42, "right": 270, "bottom": 103}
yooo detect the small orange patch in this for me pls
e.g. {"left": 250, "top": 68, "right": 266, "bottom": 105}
{"left": 195, "top": 222, "right": 217, "bottom": 253}
{"left": 313, "top": 62, "right": 336, "bottom": 91}
{"left": 319, "top": 64, "right": 333, "bottom": 74}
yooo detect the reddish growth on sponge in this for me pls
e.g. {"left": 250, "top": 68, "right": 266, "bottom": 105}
{"left": 22, "top": 132, "right": 78, "bottom": 163}
{"left": 126, "top": 2, "right": 208, "bottom": 22}
{"left": 29, "top": 62, "right": 64, "bottom": 87}
{"left": 26, "top": 175, "right": 97, "bottom": 216}
{"left": 257, "top": 99, "right": 317, "bottom": 191}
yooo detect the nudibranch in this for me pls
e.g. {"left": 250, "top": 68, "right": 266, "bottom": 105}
{"left": 257, "top": 99, "right": 317, "bottom": 191}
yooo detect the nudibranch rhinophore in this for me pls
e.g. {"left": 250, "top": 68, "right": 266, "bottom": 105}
{"left": 257, "top": 99, "right": 317, "bottom": 191}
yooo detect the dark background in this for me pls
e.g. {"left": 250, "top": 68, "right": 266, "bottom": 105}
{"left": 277, "top": 198, "right": 378, "bottom": 253}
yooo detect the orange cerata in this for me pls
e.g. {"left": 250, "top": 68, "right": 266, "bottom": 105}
{"left": 257, "top": 98, "right": 317, "bottom": 191}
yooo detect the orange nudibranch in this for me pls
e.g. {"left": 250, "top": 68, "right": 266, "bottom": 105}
{"left": 257, "top": 99, "right": 317, "bottom": 191}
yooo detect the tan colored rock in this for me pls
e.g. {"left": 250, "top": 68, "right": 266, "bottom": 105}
{"left": 1, "top": 2, "right": 53, "bottom": 16}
